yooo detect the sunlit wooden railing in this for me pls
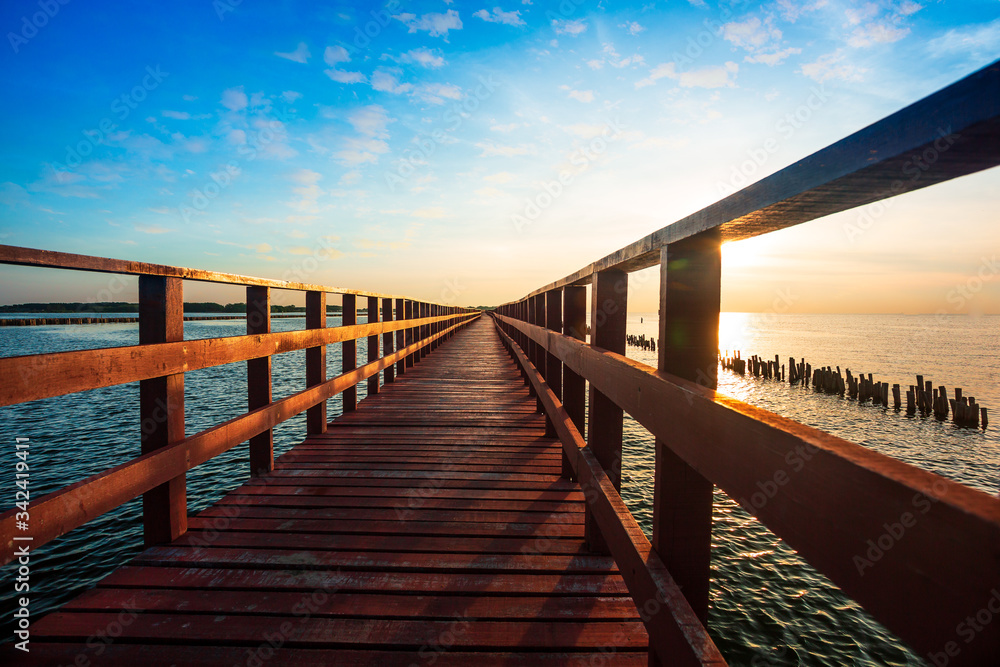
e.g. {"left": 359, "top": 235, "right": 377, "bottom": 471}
{"left": 0, "top": 246, "right": 479, "bottom": 562}
{"left": 494, "top": 59, "right": 1000, "bottom": 666}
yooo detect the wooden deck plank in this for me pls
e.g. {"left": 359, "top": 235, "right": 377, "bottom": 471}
{"left": 8, "top": 317, "right": 647, "bottom": 663}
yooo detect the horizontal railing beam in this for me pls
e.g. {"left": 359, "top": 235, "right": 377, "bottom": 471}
{"left": 0, "top": 244, "right": 467, "bottom": 306}
{"left": 516, "top": 60, "right": 1000, "bottom": 300}
{"left": 0, "top": 316, "right": 477, "bottom": 565}
{"left": 492, "top": 317, "right": 726, "bottom": 666}
{"left": 0, "top": 313, "right": 477, "bottom": 406}
{"left": 495, "top": 313, "right": 1000, "bottom": 664}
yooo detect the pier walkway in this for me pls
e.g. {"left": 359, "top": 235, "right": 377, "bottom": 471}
{"left": 16, "top": 317, "right": 648, "bottom": 666}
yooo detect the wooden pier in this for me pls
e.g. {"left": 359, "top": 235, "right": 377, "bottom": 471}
{"left": 2, "top": 61, "right": 1000, "bottom": 666}
{"left": 11, "top": 317, "right": 651, "bottom": 665}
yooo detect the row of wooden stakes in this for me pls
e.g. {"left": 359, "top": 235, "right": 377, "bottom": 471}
{"left": 719, "top": 351, "right": 988, "bottom": 430}
{"left": 626, "top": 334, "right": 656, "bottom": 352}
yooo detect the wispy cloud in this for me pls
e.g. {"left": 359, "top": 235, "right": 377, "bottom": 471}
{"left": 135, "top": 224, "right": 172, "bottom": 234}
{"left": 275, "top": 42, "right": 311, "bottom": 63}
{"left": 400, "top": 47, "right": 446, "bottom": 68}
{"left": 799, "top": 49, "right": 866, "bottom": 83}
{"left": 394, "top": 10, "right": 463, "bottom": 39}
{"left": 324, "top": 45, "right": 364, "bottom": 83}
{"left": 551, "top": 18, "right": 587, "bottom": 36}
{"left": 474, "top": 7, "right": 526, "bottom": 26}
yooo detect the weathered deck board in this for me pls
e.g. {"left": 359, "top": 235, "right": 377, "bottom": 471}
{"left": 13, "top": 317, "right": 647, "bottom": 664}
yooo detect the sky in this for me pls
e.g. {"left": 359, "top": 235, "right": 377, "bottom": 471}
{"left": 0, "top": 0, "right": 997, "bottom": 313}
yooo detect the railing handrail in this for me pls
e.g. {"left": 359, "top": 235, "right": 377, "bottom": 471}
{"left": 0, "top": 244, "right": 459, "bottom": 306}
{"left": 508, "top": 58, "right": 999, "bottom": 302}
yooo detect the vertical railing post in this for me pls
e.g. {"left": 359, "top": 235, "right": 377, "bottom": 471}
{"left": 396, "top": 297, "right": 406, "bottom": 376}
{"left": 306, "top": 290, "right": 327, "bottom": 435}
{"left": 246, "top": 285, "right": 273, "bottom": 477}
{"left": 544, "top": 290, "right": 562, "bottom": 438}
{"left": 367, "top": 296, "right": 380, "bottom": 398}
{"left": 383, "top": 297, "right": 395, "bottom": 384}
{"left": 342, "top": 294, "right": 357, "bottom": 412}
{"left": 405, "top": 300, "right": 415, "bottom": 368}
{"left": 652, "top": 229, "right": 721, "bottom": 633}
{"left": 431, "top": 304, "right": 438, "bottom": 350}
{"left": 138, "top": 275, "right": 186, "bottom": 546}
{"left": 562, "top": 286, "right": 587, "bottom": 480}
{"left": 586, "top": 269, "right": 627, "bottom": 553}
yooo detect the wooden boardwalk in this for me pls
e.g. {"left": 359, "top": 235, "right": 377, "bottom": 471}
{"left": 19, "top": 317, "right": 647, "bottom": 665}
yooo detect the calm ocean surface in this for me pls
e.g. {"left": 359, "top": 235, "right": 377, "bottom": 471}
{"left": 1, "top": 312, "right": 997, "bottom": 665}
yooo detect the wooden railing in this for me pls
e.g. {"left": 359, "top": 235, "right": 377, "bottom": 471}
{"left": 0, "top": 245, "right": 479, "bottom": 563}
{"left": 494, "top": 59, "right": 1000, "bottom": 666}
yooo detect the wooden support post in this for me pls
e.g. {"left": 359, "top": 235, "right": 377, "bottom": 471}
{"left": 367, "top": 296, "right": 380, "bottom": 398}
{"left": 383, "top": 297, "right": 395, "bottom": 384}
{"left": 139, "top": 275, "right": 186, "bottom": 546}
{"left": 533, "top": 295, "right": 546, "bottom": 413}
{"left": 545, "top": 290, "right": 562, "bottom": 438}
{"left": 404, "top": 300, "right": 415, "bottom": 368}
{"left": 395, "top": 298, "right": 406, "bottom": 376}
{"left": 342, "top": 294, "right": 357, "bottom": 412}
{"left": 246, "top": 285, "right": 273, "bottom": 477}
{"left": 652, "top": 230, "right": 720, "bottom": 634}
{"left": 587, "top": 269, "right": 627, "bottom": 554}
{"left": 563, "top": 286, "right": 587, "bottom": 480}
{"left": 305, "top": 291, "right": 327, "bottom": 435}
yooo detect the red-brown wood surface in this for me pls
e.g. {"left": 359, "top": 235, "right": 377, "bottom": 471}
{"left": 5, "top": 317, "right": 649, "bottom": 665}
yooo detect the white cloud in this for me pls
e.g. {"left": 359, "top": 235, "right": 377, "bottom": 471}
{"left": 326, "top": 69, "right": 365, "bottom": 84}
{"left": 476, "top": 142, "right": 536, "bottom": 157}
{"left": 619, "top": 21, "right": 645, "bottom": 35}
{"left": 324, "top": 45, "right": 364, "bottom": 83}
{"left": 560, "top": 86, "right": 594, "bottom": 102}
{"left": 416, "top": 82, "right": 463, "bottom": 104}
{"left": 636, "top": 61, "right": 738, "bottom": 88}
{"left": 400, "top": 47, "right": 446, "bottom": 68}
{"left": 722, "top": 17, "right": 781, "bottom": 50}
{"left": 636, "top": 62, "right": 677, "bottom": 88}
{"left": 287, "top": 169, "right": 324, "bottom": 213}
{"left": 848, "top": 22, "right": 910, "bottom": 47}
{"left": 221, "top": 87, "right": 248, "bottom": 111}
{"left": 799, "top": 50, "right": 866, "bottom": 82}
{"left": 394, "top": 10, "right": 463, "bottom": 38}
{"left": 474, "top": 7, "right": 526, "bottom": 26}
{"left": 552, "top": 18, "right": 587, "bottom": 36}
{"left": 324, "top": 45, "right": 350, "bottom": 65}
{"left": 744, "top": 47, "right": 801, "bottom": 66}
{"left": 721, "top": 17, "right": 799, "bottom": 65}
{"left": 927, "top": 18, "right": 1000, "bottom": 59}
{"left": 594, "top": 42, "right": 645, "bottom": 69}
{"left": 371, "top": 68, "right": 413, "bottom": 94}
{"left": 162, "top": 110, "right": 191, "bottom": 120}
{"left": 347, "top": 105, "right": 392, "bottom": 138}
{"left": 474, "top": 186, "right": 507, "bottom": 199}
{"left": 282, "top": 90, "right": 302, "bottom": 103}
{"left": 679, "top": 62, "right": 738, "bottom": 88}
{"left": 275, "top": 42, "right": 311, "bottom": 63}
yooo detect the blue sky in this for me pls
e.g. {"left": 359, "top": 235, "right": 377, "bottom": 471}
{"left": 1, "top": 0, "right": 998, "bottom": 312}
